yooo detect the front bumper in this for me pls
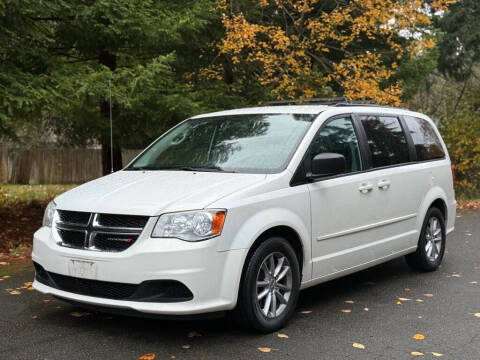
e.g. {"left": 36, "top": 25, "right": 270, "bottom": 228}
{"left": 32, "top": 226, "right": 246, "bottom": 315}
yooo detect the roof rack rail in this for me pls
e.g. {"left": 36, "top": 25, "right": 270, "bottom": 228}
{"left": 261, "top": 97, "right": 349, "bottom": 106}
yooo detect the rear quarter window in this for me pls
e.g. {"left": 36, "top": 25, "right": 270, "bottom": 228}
{"left": 404, "top": 116, "right": 445, "bottom": 161}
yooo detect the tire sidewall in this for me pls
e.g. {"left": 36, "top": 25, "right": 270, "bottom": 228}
{"left": 418, "top": 207, "right": 446, "bottom": 270}
{"left": 241, "top": 237, "right": 300, "bottom": 332}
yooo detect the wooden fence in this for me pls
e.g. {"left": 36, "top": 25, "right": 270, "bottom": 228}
{"left": 0, "top": 145, "right": 141, "bottom": 184}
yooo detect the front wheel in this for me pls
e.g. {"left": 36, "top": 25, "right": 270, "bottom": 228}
{"left": 405, "top": 207, "right": 446, "bottom": 272}
{"left": 233, "top": 237, "right": 300, "bottom": 333}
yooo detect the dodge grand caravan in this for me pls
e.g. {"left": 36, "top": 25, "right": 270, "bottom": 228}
{"left": 32, "top": 101, "right": 456, "bottom": 332}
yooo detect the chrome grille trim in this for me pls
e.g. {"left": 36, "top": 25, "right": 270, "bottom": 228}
{"left": 54, "top": 211, "right": 148, "bottom": 252}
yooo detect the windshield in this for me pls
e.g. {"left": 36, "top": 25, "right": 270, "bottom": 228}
{"left": 127, "top": 113, "right": 316, "bottom": 173}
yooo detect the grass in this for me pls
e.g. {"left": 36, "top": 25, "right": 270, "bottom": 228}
{"left": 0, "top": 184, "right": 77, "bottom": 204}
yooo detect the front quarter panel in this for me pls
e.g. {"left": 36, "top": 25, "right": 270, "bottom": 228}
{"left": 214, "top": 182, "right": 312, "bottom": 282}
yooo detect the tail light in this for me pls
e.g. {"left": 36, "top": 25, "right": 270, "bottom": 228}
{"left": 451, "top": 165, "right": 456, "bottom": 184}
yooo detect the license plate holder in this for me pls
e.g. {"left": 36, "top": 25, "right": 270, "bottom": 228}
{"left": 68, "top": 259, "right": 97, "bottom": 280}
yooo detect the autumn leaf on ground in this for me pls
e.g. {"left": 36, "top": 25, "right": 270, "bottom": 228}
{"left": 411, "top": 351, "right": 424, "bottom": 356}
{"left": 396, "top": 301, "right": 402, "bottom": 305}
{"left": 182, "top": 345, "right": 191, "bottom": 350}
{"left": 0, "top": 262, "right": 8, "bottom": 265}
{"left": 345, "top": 300, "right": 355, "bottom": 304}
{"left": 471, "top": 281, "right": 478, "bottom": 284}
{"left": 31, "top": 315, "right": 37, "bottom": 319}
{"left": 69, "top": 311, "right": 89, "bottom": 317}
{"left": 431, "top": 352, "right": 443, "bottom": 357}
{"left": 424, "top": 294, "right": 433, "bottom": 297}
{"left": 2, "top": 275, "right": 11, "bottom": 279}
{"left": 24, "top": 281, "right": 32, "bottom": 286}
{"left": 27, "top": 286, "right": 34, "bottom": 290}
{"left": 363, "top": 307, "right": 369, "bottom": 311}
{"left": 418, "top": 315, "right": 423, "bottom": 319}
{"left": 416, "top": 299, "right": 424, "bottom": 303}
{"left": 8, "top": 290, "right": 21, "bottom": 295}
{"left": 187, "top": 331, "right": 202, "bottom": 338}
{"left": 474, "top": 266, "right": 480, "bottom": 270}
{"left": 398, "top": 298, "right": 411, "bottom": 301}
{"left": 341, "top": 309, "right": 351, "bottom": 313}
{"left": 138, "top": 354, "right": 156, "bottom": 360}
{"left": 43, "top": 299, "right": 51, "bottom": 302}
{"left": 404, "top": 288, "right": 410, "bottom": 291}
{"left": 352, "top": 343, "right": 365, "bottom": 349}
{"left": 299, "top": 310, "right": 312, "bottom": 314}
{"left": 474, "top": 313, "right": 480, "bottom": 318}
{"left": 413, "top": 333, "right": 425, "bottom": 340}
{"left": 451, "top": 274, "right": 461, "bottom": 278}
{"left": 257, "top": 347, "right": 271, "bottom": 353}
{"left": 277, "top": 333, "right": 289, "bottom": 338}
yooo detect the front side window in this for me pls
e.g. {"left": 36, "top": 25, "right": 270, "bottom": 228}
{"left": 310, "top": 117, "right": 363, "bottom": 173}
{"left": 404, "top": 116, "right": 445, "bottom": 161}
{"left": 361, "top": 115, "right": 410, "bottom": 168}
{"left": 128, "top": 113, "right": 316, "bottom": 173}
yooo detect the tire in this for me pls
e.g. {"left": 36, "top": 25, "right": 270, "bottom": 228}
{"left": 232, "top": 237, "right": 301, "bottom": 333}
{"left": 405, "top": 207, "right": 446, "bottom": 272}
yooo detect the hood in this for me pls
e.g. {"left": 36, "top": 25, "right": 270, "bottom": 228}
{"left": 55, "top": 170, "right": 267, "bottom": 216}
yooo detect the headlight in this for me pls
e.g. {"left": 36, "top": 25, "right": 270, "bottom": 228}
{"left": 42, "top": 201, "right": 56, "bottom": 227}
{"left": 152, "top": 209, "right": 226, "bottom": 241}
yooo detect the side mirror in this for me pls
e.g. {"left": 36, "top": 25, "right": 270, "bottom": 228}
{"left": 308, "top": 153, "right": 346, "bottom": 179}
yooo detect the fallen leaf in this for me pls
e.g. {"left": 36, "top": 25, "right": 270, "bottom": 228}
{"left": 0, "top": 262, "right": 8, "bottom": 265}
{"left": 187, "top": 331, "right": 202, "bottom": 339}
{"left": 8, "top": 290, "right": 21, "bottom": 295}
{"left": 431, "top": 352, "right": 443, "bottom": 357}
{"left": 396, "top": 301, "right": 402, "bottom": 305}
{"left": 138, "top": 354, "right": 156, "bottom": 360}
{"left": 257, "top": 347, "right": 271, "bottom": 353}
{"left": 69, "top": 311, "right": 89, "bottom": 318}
{"left": 345, "top": 300, "right": 355, "bottom": 304}
{"left": 31, "top": 315, "right": 37, "bottom": 319}
{"left": 2, "top": 275, "right": 11, "bottom": 279}
{"left": 413, "top": 333, "right": 425, "bottom": 340}
{"left": 299, "top": 310, "right": 312, "bottom": 314}
{"left": 363, "top": 307, "right": 369, "bottom": 311}
{"left": 471, "top": 281, "right": 478, "bottom": 284}
{"left": 182, "top": 345, "right": 191, "bottom": 350}
{"left": 474, "top": 313, "right": 480, "bottom": 318}
{"left": 27, "top": 286, "right": 34, "bottom": 290}
{"left": 43, "top": 299, "right": 51, "bottom": 302}
{"left": 411, "top": 351, "right": 424, "bottom": 356}
{"left": 277, "top": 333, "right": 289, "bottom": 339}
{"left": 352, "top": 343, "right": 365, "bottom": 349}
{"left": 474, "top": 266, "right": 480, "bottom": 270}
{"left": 418, "top": 315, "right": 423, "bottom": 319}
{"left": 405, "top": 288, "right": 410, "bottom": 291}
{"left": 424, "top": 294, "right": 433, "bottom": 297}
{"left": 451, "top": 274, "right": 461, "bottom": 278}
{"left": 398, "top": 297, "right": 411, "bottom": 301}
{"left": 24, "top": 281, "right": 32, "bottom": 286}
{"left": 416, "top": 299, "right": 424, "bottom": 303}
{"left": 341, "top": 309, "right": 351, "bottom": 313}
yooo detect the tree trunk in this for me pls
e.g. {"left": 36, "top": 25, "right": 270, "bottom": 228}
{"left": 99, "top": 50, "right": 122, "bottom": 175}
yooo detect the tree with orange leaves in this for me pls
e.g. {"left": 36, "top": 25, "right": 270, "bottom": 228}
{"left": 196, "top": 0, "right": 456, "bottom": 105}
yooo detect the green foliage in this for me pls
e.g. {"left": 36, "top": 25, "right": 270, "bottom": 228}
{"left": 437, "top": 0, "right": 480, "bottom": 81}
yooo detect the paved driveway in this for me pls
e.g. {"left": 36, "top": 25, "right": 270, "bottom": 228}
{"left": 1, "top": 210, "right": 479, "bottom": 359}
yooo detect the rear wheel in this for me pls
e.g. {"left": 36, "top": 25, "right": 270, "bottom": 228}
{"left": 233, "top": 237, "right": 300, "bottom": 333}
{"left": 405, "top": 207, "right": 446, "bottom": 272}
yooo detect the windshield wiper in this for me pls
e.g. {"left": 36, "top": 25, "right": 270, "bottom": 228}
{"left": 126, "top": 165, "right": 236, "bottom": 173}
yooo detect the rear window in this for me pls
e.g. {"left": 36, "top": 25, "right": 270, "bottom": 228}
{"left": 360, "top": 115, "right": 410, "bottom": 168}
{"left": 404, "top": 116, "right": 445, "bottom": 161}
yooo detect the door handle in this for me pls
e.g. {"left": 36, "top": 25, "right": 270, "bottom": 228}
{"left": 358, "top": 183, "right": 373, "bottom": 193}
{"left": 378, "top": 179, "right": 391, "bottom": 190}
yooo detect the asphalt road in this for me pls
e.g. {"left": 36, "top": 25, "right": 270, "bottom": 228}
{"left": 1, "top": 210, "right": 479, "bottom": 360}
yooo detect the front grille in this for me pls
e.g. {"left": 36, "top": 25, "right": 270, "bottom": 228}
{"left": 58, "top": 229, "right": 86, "bottom": 248}
{"left": 54, "top": 211, "right": 148, "bottom": 252}
{"left": 57, "top": 210, "right": 90, "bottom": 225}
{"left": 97, "top": 214, "right": 148, "bottom": 229}
{"left": 93, "top": 233, "right": 139, "bottom": 252}
{"left": 34, "top": 262, "right": 193, "bottom": 302}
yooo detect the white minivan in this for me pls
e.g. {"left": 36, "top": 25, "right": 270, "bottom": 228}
{"left": 33, "top": 101, "right": 456, "bottom": 332}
